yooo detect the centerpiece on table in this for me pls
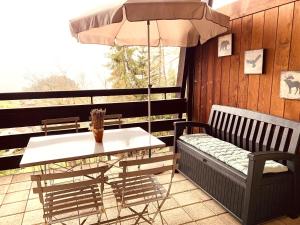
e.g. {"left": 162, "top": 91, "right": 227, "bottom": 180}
{"left": 90, "top": 108, "right": 106, "bottom": 143}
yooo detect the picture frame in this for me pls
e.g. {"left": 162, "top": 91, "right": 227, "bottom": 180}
{"left": 244, "top": 49, "right": 264, "bottom": 74}
{"left": 280, "top": 71, "right": 300, "bottom": 100}
{"left": 218, "top": 34, "right": 232, "bottom": 57}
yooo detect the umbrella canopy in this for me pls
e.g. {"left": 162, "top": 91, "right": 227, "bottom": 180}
{"left": 69, "top": 0, "right": 230, "bottom": 149}
{"left": 70, "top": 0, "right": 230, "bottom": 47}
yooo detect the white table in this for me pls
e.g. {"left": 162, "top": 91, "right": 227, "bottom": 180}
{"left": 20, "top": 127, "right": 166, "bottom": 168}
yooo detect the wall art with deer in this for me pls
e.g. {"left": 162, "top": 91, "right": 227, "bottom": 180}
{"left": 280, "top": 71, "right": 300, "bottom": 100}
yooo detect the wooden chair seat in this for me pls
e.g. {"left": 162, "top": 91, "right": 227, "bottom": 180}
{"left": 43, "top": 184, "right": 103, "bottom": 222}
{"left": 111, "top": 175, "right": 167, "bottom": 207}
{"left": 31, "top": 166, "right": 108, "bottom": 225}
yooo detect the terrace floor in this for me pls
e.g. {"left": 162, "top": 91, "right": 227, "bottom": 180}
{"left": 0, "top": 165, "right": 299, "bottom": 225}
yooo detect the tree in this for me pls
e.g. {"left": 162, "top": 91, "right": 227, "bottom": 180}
{"left": 25, "top": 74, "right": 79, "bottom": 92}
{"left": 106, "top": 46, "right": 176, "bottom": 102}
{"left": 106, "top": 46, "right": 148, "bottom": 101}
{"left": 105, "top": 46, "right": 180, "bottom": 127}
{"left": 24, "top": 74, "right": 89, "bottom": 106}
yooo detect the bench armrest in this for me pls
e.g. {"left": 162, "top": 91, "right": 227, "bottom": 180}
{"left": 248, "top": 151, "right": 298, "bottom": 174}
{"left": 173, "top": 121, "right": 210, "bottom": 153}
{"left": 248, "top": 151, "right": 295, "bottom": 162}
{"left": 247, "top": 151, "right": 300, "bottom": 183}
{"left": 174, "top": 121, "right": 210, "bottom": 136}
{"left": 245, "top": 152, "right": 300, "bottom": 221}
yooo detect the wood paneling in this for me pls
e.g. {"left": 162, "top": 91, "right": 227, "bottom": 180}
{"left": 285, "top": 1, "right": 300, "bottom": 120}
{"left": 247, "top": 11, "right": 265, "bottom": 111}
{"left": 216, "top": 0, "right": 296, "bottom": 20}
{"left": 258, "top": 8, "right": 278, "bottom": 114}
{"left": 270, "top": 3, "right": 294, "bottom": 117}
{"left": 237, "top": 15, "right": 252, "bottom": 109}
{"left": 206, "top": 39, "right": 217, "bottom": 121}
{"left": 193, "top": 1, "right": 300, "bottom": 127}
{"left": 200, "top": 43, "right": 209, "bottom": 122}
{"left": 229, "top": 19, "right": 242, "bottom": 107}
{"left": 192, "top": 45, "right": 202, "bottom": 124}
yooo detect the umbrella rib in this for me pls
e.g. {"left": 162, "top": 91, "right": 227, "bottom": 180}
{"left": 114, "top": 18, "right": 126, "bottom": 45}
{"left": 155, "top": 20, "right": 162, "bottom": 47}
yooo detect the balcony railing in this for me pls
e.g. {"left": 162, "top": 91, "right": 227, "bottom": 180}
{"left": 0, "top": 86, "right": 186, "bottom": 170}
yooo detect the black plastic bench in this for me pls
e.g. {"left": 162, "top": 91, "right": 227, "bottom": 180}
{"left": 174, "top": 105, "right": 300, "bottom": 225}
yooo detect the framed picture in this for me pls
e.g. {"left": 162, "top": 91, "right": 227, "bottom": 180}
{"left": 218, "top": 34, "right": 232, "bottom": 57}
{"left": 280, "top": 71, "right": 300, "bottom": 100}
{"left": 244, "top": 49, "right": 264, "bottom": 74}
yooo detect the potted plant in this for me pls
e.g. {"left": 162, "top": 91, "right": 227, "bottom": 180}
{"left": 90, "top": 108, "right": 106, "bottom": 142}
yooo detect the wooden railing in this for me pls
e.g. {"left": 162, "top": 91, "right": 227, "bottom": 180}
{"left": 0, "top": 87, "right": 186, "bottom": 170}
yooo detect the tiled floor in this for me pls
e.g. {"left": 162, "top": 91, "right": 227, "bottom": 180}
{"left": 0, "top": 169, "right": 299, "bottom": 225}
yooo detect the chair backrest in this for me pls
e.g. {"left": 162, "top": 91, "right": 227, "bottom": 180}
{"left": 41, "top": 117, "right": 80, "bottom": 135}
{"left": 207, "top": 105, "right": 300, "bottom": 154}
{"left": 104, "top": 114, "right": 122, "bottom": 128}
{"left": 31, "top": 166, "right": 108, "bottom": 203}
{"left": 89, "top": 114, "right": 123, "bottom": 128}
{"left": 118, "top": 153, "right": 180, "bottom": 198}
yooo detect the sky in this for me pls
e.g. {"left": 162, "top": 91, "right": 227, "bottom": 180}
{"left": 0, "top": 0, "right": 233, "bottom": 93}
{"left": 0, "top": 0, "right": 116, "bottom": 92}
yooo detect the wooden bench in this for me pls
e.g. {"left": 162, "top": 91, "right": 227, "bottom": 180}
{"left": 174, "top": 105, "right": 300, "bottom": 225}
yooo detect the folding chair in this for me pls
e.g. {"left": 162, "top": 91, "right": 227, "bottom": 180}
{"left": 31, "top": 165, "right": 108, "bottom": 225}
{"left": 110, "top": 153, "right": 180, "bottom": 224}
{"left": 41, "top": 117, "right": 80, "bottom": 135}
{"left": 104, "top": 114, "right": 122, "bottom": 128}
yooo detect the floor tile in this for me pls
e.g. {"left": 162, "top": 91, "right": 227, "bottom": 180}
{"left": 0, "top": 201, "right": 27, "bottom": 217}
{"left": 105, "top": 207, "right": 131, "bottom": 220}
{"left": 279, "top": 216, "right": 300, "bottom": 225}
{"left": 11, "top": 173, "right": 32, "bottom": 184}
{"left": 184, "top": 203, "right": 215, "bottom": 220}
{"left": 196, "top": 216, "right": 226, "bottom": 225}
{"left": 261, "top": 219, "right": 285, "bottom": 225}
{"left": 28, "top": 188, "right": 38, "bottom": 200}
{"left": 22, "top": 209, "right": 44, "bottom": 225}
{"left": 25, "top": 198, "right": 42, "bottom": 212}
{"left": 156, "top": 172, "right": 186, "bottom": 184}
{"left": 2, "top": 190, "right": 30, "bottom": 204}
{"left": 162, "top": 207, "right": 193, "bottom": 225}
{"left": 172, "top": 189, "right": 210, "bottom": 206}
{"left": 203, "top": 200, "right": 226, "bottom": 215}
{"left": 7, "top": 181, "right": 32, "bottom": 193}
{"left": 0, "top": 194, "right": 4, "bottom": 205}
{"left": 157, "top": 196, "right": 180, "bottom": 211}
{"left": 217, "top": 213, "right": 241, "bottom": 225}
{"left": 164, "top": 180, "right": 197, "bottom": 194}
{"left": 103, "top": 196, "right": 117, "bottom": 209}
{"left": 191, "top": 189, "right": 211, "bottom": 201}
{"left": 0, "top": 175, "right": 12, "bottom": 186}
{"left": 0, "top": 184, "right": 9, "bottom": 195}
{"left": 0, "top": 213, "right": 23, "bottom": 225}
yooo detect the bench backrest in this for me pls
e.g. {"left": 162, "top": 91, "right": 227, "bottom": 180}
{"left": 207, "top": 105, "right": 300, "bottom": 154}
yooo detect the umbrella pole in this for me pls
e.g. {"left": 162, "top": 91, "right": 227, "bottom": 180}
{"left": 147, "top": 20, "right": 152, "bottom": 158}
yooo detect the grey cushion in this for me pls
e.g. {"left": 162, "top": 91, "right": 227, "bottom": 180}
{"left": 179, "top": 133, "right": 288, "bottom": 175}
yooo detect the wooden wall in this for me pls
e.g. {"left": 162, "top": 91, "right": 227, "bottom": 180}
{"left": 193, "top": 0, "right": 300, "bottom": 124}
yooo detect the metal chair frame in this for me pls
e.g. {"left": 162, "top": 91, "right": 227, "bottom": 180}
{"left": 110, "top": 153, "right": 180, "bottom": 225}
{"left": 31, "top": 166, "right": 108, "bottom": 225}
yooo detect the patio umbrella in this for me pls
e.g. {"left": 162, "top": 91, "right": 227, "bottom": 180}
{"left": 69, "top": 0, "right": 229, "bottom": 142}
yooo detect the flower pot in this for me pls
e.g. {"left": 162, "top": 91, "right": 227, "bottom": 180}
{"left": 92, "top": 128, "right": 104, "bottom": 143}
